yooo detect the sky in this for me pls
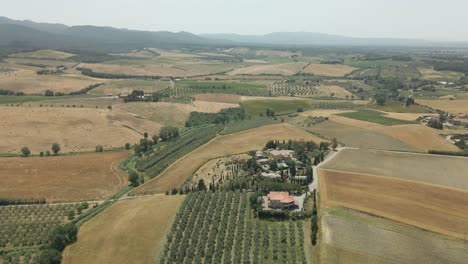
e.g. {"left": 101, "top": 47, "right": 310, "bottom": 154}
{"left": 2, "top": 0, "right": 468, "bottom": 41}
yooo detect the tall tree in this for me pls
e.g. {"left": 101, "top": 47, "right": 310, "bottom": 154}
{"left": 51, "top": 143, "right": 61, "bottom": 155}
{"left": 21, "top": 146, "right": 31, "bottom": 157}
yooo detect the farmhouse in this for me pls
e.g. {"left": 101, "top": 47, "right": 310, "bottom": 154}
{"left": 266, "top": 191, "right": 297, "bottom": 209}
{"left": 268, "top": 149, "right": 294, "bottom": 161}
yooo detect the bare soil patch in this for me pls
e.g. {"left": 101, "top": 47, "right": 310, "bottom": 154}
{"left": 132, "top": 124, "right": 323, "bottom": 194}
{"left": 63, "top": 195, "right": 184, "bottom": 264}
{"left": 0, "top": 151, "right": 129, "bottom": 201}
{"left": 0, "top": 107, "right": 161, "bottom": 153}
{"left": 302, "top": 64, "right": 357, "bottom": 77}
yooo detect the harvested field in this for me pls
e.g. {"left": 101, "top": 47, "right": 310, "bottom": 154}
{"left": 132, "top": 124, "right": 323, "bottom": 194}
{"left": 79, "top": 60, "right": 248, "bottom": 77}
{"left": 0, "top": 106, "right": 161, "bottom": 153}
{"left": 63, "top": 195, "right": 184, "bottom": 264}
{"left": 302, "top": 64, "right": 357, "bottom": 77}
{"left": 256, "top": 49, "right": 301, "bottom": 57}
{"left": 226, "top": 62, "right": 307, "bottom": 76}
{"left": 0, "top": 151, "right": 129, "bottom": 201}
{"left": 336, "top": 110, "right": 418, "bottom": 125}
{"left": 78, "top": 62, "right": 188, "bottom": 77}
{"left": 0, "top": 67, "right": 102, "bottom": 94}
{"left": 418, "top": 67, "right": 465, "bottom": 81}
{"left": 330, "top": 115, "right": 457, "bottom": 151}
{"left": 5, "top": 58, "right": 78, "bottom": 68}
{"left": 89, "top": 79, "right": 170, "bottom": 96}
{"left": 192, "top": 93, "right": 241, "bottom": 103}
{"left": 10, "top": 50, "right": 74, "bottom": 60}
{"left": 321, "top": 207, "right": 468, "bottom": 264}
{"left": 319, "top": 169, "right": 468, "bottom": 239}
{"left": 315, "top": 85, "right": 354, "bottom": 98}
{"left": 417, "top": 99, "right": 468, "bottom": 114}
{"left": 322, "top": 148, "right": 468, "bottom": 190}
{"left": 114, "top": 101, "right": 238, "bottom": 127}
{"left": 382, "top": 112, "right": 434, "bottom": 121}
{"left": 373, "top": 124, "right": 459, "bottom": 152}
{"left": 310, "top": 121, "right": 417, "bottom": 151}
{"left": 25, "top": 96, "right": 123, "bottom": 108}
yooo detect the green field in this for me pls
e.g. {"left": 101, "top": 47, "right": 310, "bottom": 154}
{"left": 337, "top": 109, "right": 418, "bottom": 125}
{"left": 161, "top": 191, "right": 307, "bottom": 264}
{"left": 241, "top": 100, "right": 311, "bottom": 115}
{"left": 221, "top": 116, "right": 280, "bottom": 135}
{"left": 366, "top": 102, "right": 432, "bottom": 113}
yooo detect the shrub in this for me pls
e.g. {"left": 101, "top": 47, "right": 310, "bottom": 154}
{"left": 95, "top": 145, "right": 104, "bottom": 152}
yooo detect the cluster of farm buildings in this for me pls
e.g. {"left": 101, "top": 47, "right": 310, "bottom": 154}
{"left": 254, "top": 149, "right": 308, "bottom": 211}
{"left": 254, "top": 149, "right": 308, "bottom": 181}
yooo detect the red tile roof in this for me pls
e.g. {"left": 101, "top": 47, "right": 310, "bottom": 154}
{"left": 268, "top": 191, "right": 295, "bottom": 204}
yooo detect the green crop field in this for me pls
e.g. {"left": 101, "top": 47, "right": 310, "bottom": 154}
{"left": 161, "top": 191, "right": 307, "bottom": 264}
{"left": 366, "top": 102, "right": 432, "bottom": 113}
{"left": 337, "top": 109, "right": 418, "bottom": 125}
{"left": 221, "top": 116, "right": 280, "bottom": 135}
{"left": 241, "top": 100, "right": 311, "bottom": 115}
{"left": 242, "top": 99, "right": 362, "bottom": 116}
{"left": 170, "top": 81, "right": 268, "bottom": 97}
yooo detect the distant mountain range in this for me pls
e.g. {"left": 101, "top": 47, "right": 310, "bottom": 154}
{"left": 0, "top": 16, "right": 223, "bottom": 52}
{"left": 200, "top": 32, "right": 439, "bottom": 47}
{"left": 0, "top": 16, "right": 466, "bottom": 52}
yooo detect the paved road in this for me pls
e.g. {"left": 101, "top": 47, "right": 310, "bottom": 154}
{"left": 308, "top": 147, "right": 356, "bottom": 193}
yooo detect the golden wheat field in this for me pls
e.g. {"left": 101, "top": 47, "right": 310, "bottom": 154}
{"left": 301, "top": 64, "right": 357, "bottom": 77}
{"left": 0, "top": 106, "right": 161, "bottom": 153}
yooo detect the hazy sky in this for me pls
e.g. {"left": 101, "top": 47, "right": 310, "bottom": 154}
{"left": 2, "top": 0, "right": 468, "bottom": 41}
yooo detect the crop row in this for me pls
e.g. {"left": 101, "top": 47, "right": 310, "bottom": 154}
{"left": 269, "top": 85, "right": 319, "bottom": 96}
{"left": 135, "top": 125, "right": 223, "bottom": 178}
{"left": 169, "top": 86, "right": 268, "bottom": 97}
{"left": 0, "top": 203, "right": 83, "bottom": 247}
{"left": 160, "top": 191, "right": 306, "bottom": 264}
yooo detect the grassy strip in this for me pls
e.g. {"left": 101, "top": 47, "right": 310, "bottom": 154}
{"left": 0, "top": 147, "right": 126, "bottom": 158}
{"left": 337, "top": 110, "right": 418, "bottom": 126}
{"left": 241, "top": 100, "right": 311, "bottom": 116}
{"left": 367, "top": 102, "right": 432, "bottom": 113}
{"left": 428, "top": 150, "right": 468, "bottom": 157}
{"left": 72, "top": 186, "right": 132, "bottom": 227}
